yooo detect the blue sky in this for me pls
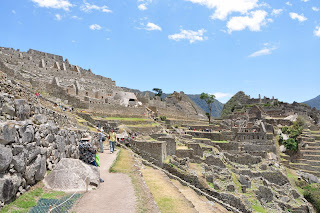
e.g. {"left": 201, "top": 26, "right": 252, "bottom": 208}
{"left": 1, "top": 0, "right": 320, "bottom": 103}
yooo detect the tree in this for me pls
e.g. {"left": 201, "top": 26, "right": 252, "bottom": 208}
{"left": 153, "top": 88, "right": 163, "bottom": 97}
{"left": 200, "top": 92, "right": 215, "bottom": 124}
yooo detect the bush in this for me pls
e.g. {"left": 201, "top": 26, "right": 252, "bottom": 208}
{"left": 284, "top": 138, "right": 298, "bottom": 152}
{"left": 303, "top": 184, "right": 320, "bottom": 213}
{"left": 160, "top": 116, "right": 166, "bottom": 121}
{"left": 282, "top": 126, "right": 289, "bottom": 134}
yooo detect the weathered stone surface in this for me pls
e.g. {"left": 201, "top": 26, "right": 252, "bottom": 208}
{"left": 0, "top": 145, "right": 13, "bottom": 172}
{"left": 0, "top": 123, "right": 16, "bottom": 145}
{"left": 33, "top": 114, "right": 47, "bottom": 125}
{"left": 205, "top": 155, "right": 226, "bottom": 168}
{"left": 239, "top": 175, "right": 251, "bottom": 188}
{"left": 21, "top": 125, "right": 34, "bottom": 144}
{"left": 226, "top": 184, "right": 235, "bottom": 192}
{"left": 0, "top": 173, "right": 22, "bottom": 203}
{"left": 12, "top": 145, "right": 24, "bottom": 156}
{"left": 2, "top": 103, "right": 15, "bottom": 116}
{"left": 12, "top": 153, "right": 26, "bottom": 173}
{"left": 14, "top": 100, "right": 30, "bottom": 121}
{"left": 55, "top": 135, "right": 65, "bottom": 153}
{"left": 300, "top": 172, "right": 320, "bottom": 184}
{"left": 24, "top": 154, "right": 41, "bottom": 185}
{"left": 35, "top": 155, "right": 46, "bottom": 181}
{"left": 256, "top": 186, "right": 273, "bottom": 203}
{"left": 44, "top": 158, "right": 100, "bottom": 192}
{"left": 290, "top": 190, "right": 300, "bottom": 199}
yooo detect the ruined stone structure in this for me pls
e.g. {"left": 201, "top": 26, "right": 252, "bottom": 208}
{"left": 0, "top": 47, "right": 204, "bottom": 119}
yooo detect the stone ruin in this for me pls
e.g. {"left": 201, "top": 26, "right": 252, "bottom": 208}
{"left": 0, "top": 47, "right": 205, "bottom": 120}
{"left": 0, "top": 75, "right": 99, "bottom": 206}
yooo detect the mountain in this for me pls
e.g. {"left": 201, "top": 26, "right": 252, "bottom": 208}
{"left": 220, "top": 91, "right": 250, "bottom": 118}
{"left": 122, "top": 88, "right": 224, "bottom": 117}
{"left": 304, "top": 95, "right": 320, "bottom": 110}
{"left": 187, "top": 94, "right": 224, "bottom": 118}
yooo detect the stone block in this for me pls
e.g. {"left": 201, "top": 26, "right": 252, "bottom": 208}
{"left": 0, "top": 144, "right": 13, "bottom": 173}
{"left": 0, "top": 173, "right": 22, "bottom": 203}
{"left": 0, "top": 123, "right": 16, "bottom": 145}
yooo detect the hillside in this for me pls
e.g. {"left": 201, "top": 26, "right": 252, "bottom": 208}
{"left": 187, "top": 94, "right": 224, "bottom": 118}
{"left": 123, "top": 88, "right": 224, "bottom": 118}
{"left": 220, "top": 91, "right": 250, "bottom": 118}
{"left": 304, "top": 95, "right": 320, "bottom": 110}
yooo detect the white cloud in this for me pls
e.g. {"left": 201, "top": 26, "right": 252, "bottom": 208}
{"left": 289, "top": 12, "right": 307, "bottom": 22}
{"left": 168, "top": 29, "right": 207, "bottom": 43}
{"left": 31, "top": 0, "right": 73, "bottom": 11}
{"left": 314, "top": 26, "right": 320, "bottom": 37}
{"left": 12, "top": 10, "right": 16, "bottom": 14}
{"left": 271, "top": 9, "right": 283, "bottom": 16}
{"left": 249, "top": 46, "right": 277, "bottom": 57}
{"left": 145, "top": 22, "right": 162, "bottom": 31}
{"left": 286, "top": 2, "right": 292, "bottom": 6}
{"left": 137, "top": 0, "right": 152, "bottom": 11}
{"left": 213, "top": 92, "right": 233, "bottom": 102}
{"left": 185, "top": 0, "right": 259, "bottom": 20}
{"left": 81, "top": 1, "right": 112, "bottom": 13}
{"left": 55, "top": 14, "right": 62, "bottom": 21}
{"left": 72, "top": 40, "right": 76, "bottom": 43}
{"left": 71, "top": 15, "right": 82, "bottom": 20}
{"left": 301, "top": 0, "right": 309, "bottom": 2}
{"left": 138, "top": 4, "right": 147, "bottom": 10}
{"left": 89, "top": 24, "right": 102, "bottom": 30}
{"left": 106, "top": 38, "right": 110, "bottom": 40}
{"left": 312, "top": 7, "right": 319, "bottom": 12}
{"left": 227, "top": 10, "right": 271, "bottom": 33}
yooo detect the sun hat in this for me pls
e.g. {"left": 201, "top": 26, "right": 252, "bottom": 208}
{"left": 81, "top": 133, "right": 92, "bottom": 141}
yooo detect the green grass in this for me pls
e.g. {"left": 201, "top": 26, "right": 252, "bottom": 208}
{"left": 96, "top": 117, "right": 150, "bottom": 121}
{"left": 1, "top": 183, "right": 66, "bottom": 213}
{"left": 249, "top": 199, "right": 267, "bottom": 213}
{"left": 211, "top": 140, "right": 229, "bottom": 143}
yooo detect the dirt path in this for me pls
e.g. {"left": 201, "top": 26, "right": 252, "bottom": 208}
{"left": 73, "top": 150, "right": 136, "bottom": 213}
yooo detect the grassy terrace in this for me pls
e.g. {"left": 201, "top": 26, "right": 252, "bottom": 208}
{"left": 93, "top": 117, "right": 151, "bottom": 121}
{"left": 192, "top": 138, "right": 229, "bottom": 143}
{"left": 1, "top": 182, "right": 65, "bottom": 213}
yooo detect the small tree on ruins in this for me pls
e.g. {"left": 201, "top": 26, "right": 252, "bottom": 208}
{"left": 200, "top": 92, "right": 215, "bottom": 124}
{"left": 153, "top": 88, "right": 163, "bottom": 97}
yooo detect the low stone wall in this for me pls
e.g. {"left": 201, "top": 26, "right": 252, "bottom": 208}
{"left": 0, "top": 120, "right": 98, "bottom": 205}
{"left": 175, "top": 149, "right": 194, "bottom": 159}
{"left": 187, "top": 131, "right": 223, "bottom": 141}
{"left": 224, "top": 153, "right": 262, "bottom": 165}
{"left": 131, "top": 141, "right": 167, "bottom": 166}
{"left": 158, "top": 136, "right": 176, "bottom": 156}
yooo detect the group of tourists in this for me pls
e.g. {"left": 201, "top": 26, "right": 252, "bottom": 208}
{"left": 78, "top": 128, "right": 118, "bottom": 183}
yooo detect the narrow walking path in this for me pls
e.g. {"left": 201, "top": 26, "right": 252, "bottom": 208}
{"left": 73, "top": 150, "right": 136, "bottom": 213}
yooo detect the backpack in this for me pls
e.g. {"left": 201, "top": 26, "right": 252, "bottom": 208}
{"left": 95, "top": 153, "right": 100, "bottom": 167}
{"left": 102, "top": 136, "right": 106, "bottom": 142}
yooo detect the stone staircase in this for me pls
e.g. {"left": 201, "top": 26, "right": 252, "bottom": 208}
{"left": 288, "top": 130, "right": 320, "bottom": 177}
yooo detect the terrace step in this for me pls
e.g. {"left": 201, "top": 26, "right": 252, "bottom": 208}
{"left": 301, "top": 150, "right": 320, "bottom": 155}
{"left": 292, "top": 169, "right": 320, "bottom": 177}
{"left": 289, "top": 163, "right": 320, "bottom": 172}
{"left": 301, "top": 154, "right": 320, "bottom": 161}
{"left": 304, "top": 142, "right": 320, "bottom": 147}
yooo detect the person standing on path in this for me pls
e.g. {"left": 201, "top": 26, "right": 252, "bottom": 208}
{"left": 98, "top": 128, "right": 104, "bottom": 153}
{"left": 79, "top": 133, "right": 104, "bottom": 182}
{"left": 108, "top": 129, "right": 117, "bottom": 154}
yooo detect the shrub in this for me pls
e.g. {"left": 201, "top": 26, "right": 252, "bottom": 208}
{"left": 303, "top": 184, "right": 320, "bottom": 213}
{"left": 284, "top": 138, "right": 298, "bottom": 152}
{"left": 160, "top": 116, "right": 166, "bottom": 121}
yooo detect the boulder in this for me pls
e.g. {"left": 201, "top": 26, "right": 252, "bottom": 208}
{"left": 239, "top": 175, "right": 251, "bottom": 188}
{"left": 279, "top": 145, "right": 286, "bottom": 153}
{"left": 24, "top": 154, "right": 41, "bottom": 185}
{"left": 227, "top": 184, "right": 235, "bottom": 192}
{"left": 33, "top": 114, "right": 47, "bottom": 125}
{"left": 35, "top": 155, "right": 46, "bottom": 181}
{"left": 300, "top": 172, "right": 320, "bottom": 184}
{"left": 2, "top": 103, "right": 15, "bottom": 116}
{"left": 0, "top": 174, "right": 22, "bottom": 203}
{"left": 12, "top": 153, "right": 26, "bottom": 173}
{"left": 15, "top": 100, "right": 30, "bottom": 121}
{"left": 0, "top": 145, "right": 13, "bottom": 173}
{"left": 44, "top": 158, "right": 100, "bottom": 192}
{"left": 21, "top": 125, "right": 34, "bottom": 144}
{"left": 0, "top": 123, "right": 16, "bottom": 145}
{"left": 256, "top": 186, "right": 273, "bottom": 203}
